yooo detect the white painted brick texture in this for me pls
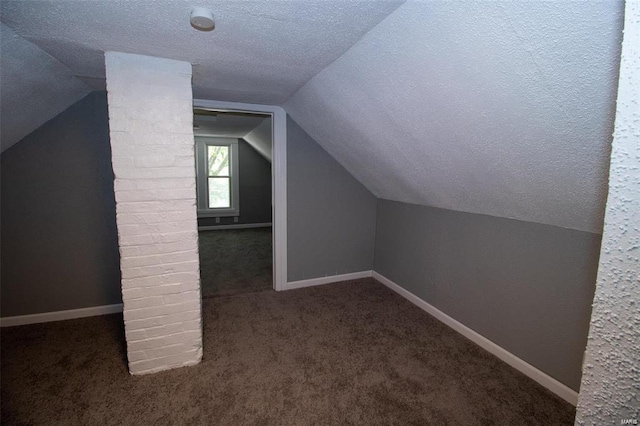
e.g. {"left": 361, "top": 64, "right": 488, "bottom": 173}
{"left": 105, "top": 52, "right": 202, "bottom": 375}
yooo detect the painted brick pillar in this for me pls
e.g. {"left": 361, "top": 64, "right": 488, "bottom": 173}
{"left": 105, "top": 52, "right": 202, "bottom": 375}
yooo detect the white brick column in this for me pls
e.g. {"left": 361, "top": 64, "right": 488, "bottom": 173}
{"left": 105, "top": 52, "right": 202, "bottom": 375}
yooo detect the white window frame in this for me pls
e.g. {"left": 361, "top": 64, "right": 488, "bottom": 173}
{"left": 195, "top": 136, "right": 240, "bottom": 217}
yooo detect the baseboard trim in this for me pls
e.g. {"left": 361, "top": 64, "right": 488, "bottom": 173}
{"left": 372, "top": 271, "right": 579, "bottom": 406}
{"left": 285, "top": 270, "right": 373, "bottom": 290}
{"left": 0, "top": 304, "right": 124, "bottom": 327}
{"left": 198, "top": 223, "right": 272, "bottom": 231}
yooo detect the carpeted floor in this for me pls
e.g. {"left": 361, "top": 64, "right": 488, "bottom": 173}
{"left": 1, "top": 278, "right": 575, "bottom": 425}
{"left": 198, "top": 227, "right": 273, "bottom": 298}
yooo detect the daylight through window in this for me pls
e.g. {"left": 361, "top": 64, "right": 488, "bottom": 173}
{"left": 207, "top": 145, "right": 230, "bottom": 208}
{"left": 195, "top": 137, "right": 239, "bottom": 217}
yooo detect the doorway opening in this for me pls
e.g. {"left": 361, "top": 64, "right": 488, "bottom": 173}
{"left": 192, "top": 100, "right": 287, "bottom": 296}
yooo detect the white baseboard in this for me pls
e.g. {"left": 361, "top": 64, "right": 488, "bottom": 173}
{"left": 0, "top": 303, "right": 124, "bottom": 327}
{"left": 198, "top": 222, "right": 272, "bottom": 231}
{"left": 372, "top": 271, "right": 579, "bottom": 406}
{"left": 285, "top": 270, "right": 372, "bottom": 290}
{"left": 0, "top": 272, "right": 578, "bottom": 405}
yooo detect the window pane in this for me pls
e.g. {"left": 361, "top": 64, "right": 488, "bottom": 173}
{"left": 208, "top": 177, "right": 230, "bottom": 208}
{"left": 208, "top": 145, "right": 229, "bottom": 176}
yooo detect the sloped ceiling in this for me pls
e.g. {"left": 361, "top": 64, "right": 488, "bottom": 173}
{"left": 1, "top": 1, "right": 623, "bottom": 233}
{"left": 244, "top": 119, "right": 273, "bottom": 162}
{"left": 194, "top": 111, "right": 272, "bottom": 162}
{"left": 0, "top": 0, "right": 403, "bottom": 104}
{"left": 285, "top": 2, "right": 624, "bottom": 233}
{"left": 0, "top": 23, "right": 91, "bottom": 152}
{"left": 194, "top": 111, "right": 272, "bottom": 161}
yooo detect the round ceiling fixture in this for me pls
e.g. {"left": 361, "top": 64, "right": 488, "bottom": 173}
{"left": 190, "top": 7, "right": 215, "bottom": 31}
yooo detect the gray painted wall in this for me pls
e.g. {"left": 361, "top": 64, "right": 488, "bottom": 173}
{"left": 2, "top": 92, "right": 599, "bottom": 395}
{"left": 198, "top": 139, "right": 272, "bottom": 227}
{"left": 1, "top": 102, "right": 378, "bottom": 315}
{"left": 287, "top": 117, "right": 377, "bottom": 281}
{"left": 1, "top": 91, "right": 122, "bottom": 317}
{"left": 374, "top": 199, "right": 601, "bottom": 391}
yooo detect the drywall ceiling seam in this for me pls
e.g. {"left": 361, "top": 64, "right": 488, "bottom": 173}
{"left": 280, "top": 0, "right": 407, "bottom": 106}
{"left": 0, "top": 24, "right": 92, "bottom": 152}
{"left": 0, "top": 26, "right": 92, "bottom": 88}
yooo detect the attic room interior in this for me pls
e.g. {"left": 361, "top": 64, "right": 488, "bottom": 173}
{"left": 0, "top": 0, "right": 637, "bottom": 424}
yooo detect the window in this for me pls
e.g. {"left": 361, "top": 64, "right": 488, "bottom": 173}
{"left": 195, "top": 137, "right": 239, "bottom": 217}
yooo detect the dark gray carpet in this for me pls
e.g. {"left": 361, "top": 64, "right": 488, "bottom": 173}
{"left": 1, "top": 279, "right": 575, "bottom": 425}
{"left": 198, "top": 227, "right": 272, "bottom": 298}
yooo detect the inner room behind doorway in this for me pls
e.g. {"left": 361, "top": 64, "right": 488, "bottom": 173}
{"left": 193, "top": 109, "right": 273, "bottom": 298}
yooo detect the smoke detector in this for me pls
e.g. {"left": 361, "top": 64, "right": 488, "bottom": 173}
{"left": 190, "top": 7, "right": 215, "bottom": 31}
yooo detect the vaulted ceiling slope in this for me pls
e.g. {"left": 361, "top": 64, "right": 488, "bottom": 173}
{"left": 0, "top": 24, "right": 91, "bottom": 152}
{"left": 285, "top": 2, "right": 624, "bottom": 234}
{"left": 244, "top": 119, "right": 273, "bottom": 162}
{"left": 0, "top": 0, "right": 403, "bottom": 105}
{"left": 193, "top": 112, "right": 272, "bottom": 161}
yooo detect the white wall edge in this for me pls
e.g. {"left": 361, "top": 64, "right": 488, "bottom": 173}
{"left": 198, "top": 223, "right": 272, "bottom": 231}
{"left": 371, "top": 271, "right": 579, "bottom": 406}
{"left": 0, "top": 303, "right": 124, "bottom": 327}
{"left": 285, "top": 270, "right": 373, "bottom": 290}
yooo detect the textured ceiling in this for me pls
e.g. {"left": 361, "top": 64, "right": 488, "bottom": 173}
{"left": 0, "top": 0, "right": 403, "bottom": 104}
{"left": 1, "top": 1, "right": 624, "bottom": 233}
{"left": 285, "top": 2, "right": 624, "bottom": 233}
{"left": 0, "top": 23, "right": 91, "bottom": 152}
